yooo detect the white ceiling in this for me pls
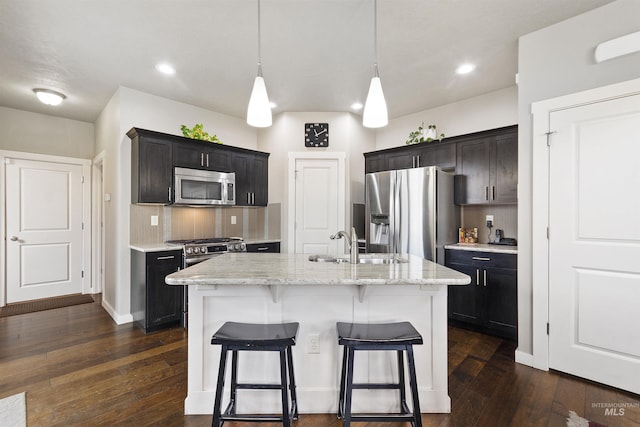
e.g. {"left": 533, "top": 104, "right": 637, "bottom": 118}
{"left": 0, "top": 0, "right": 615, "bottom": 123}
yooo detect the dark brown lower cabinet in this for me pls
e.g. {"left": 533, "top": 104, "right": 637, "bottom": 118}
{"left": 131, "top": 249, "right": 183, "bottom": 333}
{"left": 446, "top": 249, "right": 517, "bottom": 340}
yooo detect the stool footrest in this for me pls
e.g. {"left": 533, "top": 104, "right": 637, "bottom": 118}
{"left": 235, "top": 383, "right": 283, "bottom": 390}
{"left": 348, "top": 414, "right": 417, "bottom": 422}
{"left": 351, "top": 382, "right": 401, "bottom": 390}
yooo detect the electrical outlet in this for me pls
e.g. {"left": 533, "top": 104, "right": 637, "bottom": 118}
{"left": 307, "top": 333, "right": 320, "bottom": 354}
{"left": 150, "top": 215, "right": 158, "bottom": 226}
{"left": 231, "top": 215, "right": 237, "bottom": 225}
{"left": 486, "top": 215, "right": 494, "bottom": 228}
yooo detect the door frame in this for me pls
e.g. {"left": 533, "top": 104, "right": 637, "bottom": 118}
{"left": 530, "top": 77, "right": 640, "bottom": 370}
{"left": 0, "top": 150, "right": 92, "bottom": 307}
{"left": 286, "top": 152, "right": 346, "bottom": 254}
{"left": 92, "top": 151, "right": 106, "bottom": 294}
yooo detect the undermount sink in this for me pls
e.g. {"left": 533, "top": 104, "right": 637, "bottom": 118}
{"left": 308, "top": 253, "right": 408, "bottom": 264}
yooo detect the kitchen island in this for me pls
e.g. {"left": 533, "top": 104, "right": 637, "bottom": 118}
{"left": 165, "top": 252, "right": 470, "bottom": 415}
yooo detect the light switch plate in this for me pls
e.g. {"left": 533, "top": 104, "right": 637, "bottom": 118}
{"left": 231, "top": 215, "right": 237, "bottom": 225}
{"left": 150, "top": 215, "right": 158, "bottom": 226}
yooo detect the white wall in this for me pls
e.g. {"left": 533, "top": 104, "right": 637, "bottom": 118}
{"left": 517, "top": 0, "right": 640, "bottom": 356}
{"left": 258, "top": 112, "right": 376, "bottom": 252}
{"left": 375, "top": 86, "right": 517, "bottom": 150}
{"left": 95, "top": 87, "right": 258, "bottom": 323}
{"left": 0, "top": 106, "right": 94, "bottom": 158}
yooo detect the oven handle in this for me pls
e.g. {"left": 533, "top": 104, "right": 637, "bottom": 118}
{"left": 184, "top": 253, "right": 224, "bottom": 266}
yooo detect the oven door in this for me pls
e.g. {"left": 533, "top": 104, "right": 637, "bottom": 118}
{"left": 174, "top": 168, "right": 235, "bottom": 206}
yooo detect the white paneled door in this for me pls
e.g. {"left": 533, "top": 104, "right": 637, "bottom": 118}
{"left": 294, "top": 158, "right": 340, "bottom": 254}
{"left": 6, "top": 158, "right": 84, "bottom": 302}
{"left": 548, "top": 93, "right": 640, "bottom": 394}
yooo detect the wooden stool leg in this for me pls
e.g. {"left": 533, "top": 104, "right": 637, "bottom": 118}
{"left": 228, "top": 350, "right": 238, "bottom": 415}
{"left": 406, "top": 345, "right": 422, "bottom": 427}
{"left": 397, "top": 349, "right": 409, "bottom": 414}
{"left": 337, "top": 345, "right": 348, "bottom": 419}
{"left": 286, "top": 346, "right": 298, "bottom": 419}
{"left": 212, "top": 345, "right": 229, "bottom": 427}
{"left": 279, "top": 349, "right": 291, "bottom": 427}
{"left": 342, "top": 347, "right": 355, "bottom": 427}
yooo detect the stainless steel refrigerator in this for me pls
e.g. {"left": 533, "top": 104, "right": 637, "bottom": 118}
{"left": 365, "top": 166, "right": 459, "bottom": 263}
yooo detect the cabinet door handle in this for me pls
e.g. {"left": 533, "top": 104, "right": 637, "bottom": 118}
{"left": 472, "top": 256, "right": 491, "bottom": 261}
{"left": 157, "top": 255, "right": 175, "bottom": 260}
{"left": 416, "top": 155, "right": 420, "bottom": 168}
{"left": 252, "top": 193, "right": 255, "bottom": 204}
{"left": 206, "top": 153, "right": 210, "bottom": 168}
{"left": 476, "top": 269, "right": 480, "bottom": 286}
{"left": 483, "top": 270, "right": 487, "bottom": 287}
{"left": 485, "top": 186, "right": 489, "bottom": 200}
{"left": 200, "top": 153, "right": 204, "bottom": 167}
{"left": 492, "top": 186, "right": 495, "bottom": 200}
{"left": 168, "top": 187, "right": 172, "bottom": 202}
{"left": 257, "top": 247, "right": 269, "bottom": 251}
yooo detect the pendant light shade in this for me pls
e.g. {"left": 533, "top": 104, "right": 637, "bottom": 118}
{"left": 363, "top": 0, "right": 387, "bottom": 128}
{"left": 363, "top": 69, "right": 388, "bottom": 128}
{"left": 247, "top": 67, "right": 272, "bottom": 127}
{"left": 247, "top": 0, "right": 272, "bottom": 128}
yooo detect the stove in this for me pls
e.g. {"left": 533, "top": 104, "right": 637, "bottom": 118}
{"left": 166, "top": 237, "right": 246, "bottom": 266}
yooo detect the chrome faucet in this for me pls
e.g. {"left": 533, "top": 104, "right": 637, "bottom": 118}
{"left": 330, "top": 227, "right": 359, "bottom": 264}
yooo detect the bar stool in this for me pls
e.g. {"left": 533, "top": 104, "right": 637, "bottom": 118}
{"left": 210, "top": 321, "right": 299, "bottom": 427}
{"left": 336, "top": 321, "right": 423, "bottom": 427}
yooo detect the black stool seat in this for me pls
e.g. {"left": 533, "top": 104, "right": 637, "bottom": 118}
{"left": 337, "top": 321, "right": 423, "bottom": 346}
{"left": 211, "top": 321, "right": 299, "bottom": 427}
{"left": 212, "top": 321, "right": 299, "bottom": 347}
{"left": 337, "top": 321, "right": 423, "bottom": 427}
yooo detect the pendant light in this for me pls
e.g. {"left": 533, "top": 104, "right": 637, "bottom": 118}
{"left": 247, "top": 0, "right": 272, "bottom": 128}
{"left": 362, "top": 0, "right": 388, "bottom": 128}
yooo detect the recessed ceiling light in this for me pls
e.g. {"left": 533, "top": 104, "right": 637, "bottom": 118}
{"left": 351, "top": 102, "right": 363, "bottom": 110}
{"left": 456, "top": 64, "right": 476, "bottom": 75}
{"left": 155, "top": 63, "right": 176, "bottom": 75}
{"left": 269, "top": 102, "right": 277, "bottom": 109}
{"left": 33, "top": 88, "right": 66, "bottom": 106}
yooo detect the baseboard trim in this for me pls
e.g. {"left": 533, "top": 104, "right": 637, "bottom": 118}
{"left": 515, "top": 348, "right": 534, "bottom": 367}
{"left": 101, "top": 298, "right": 133, "bottom": 325}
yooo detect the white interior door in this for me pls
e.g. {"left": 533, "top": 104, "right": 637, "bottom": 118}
{"left": 548, "top": 93, "right": 640, "bottom": 394}
{"left": 6, "top": 158, "right": 85, "bottom": 303}
{"left": 294, "top": 158, "right": 341, "bottom": 254}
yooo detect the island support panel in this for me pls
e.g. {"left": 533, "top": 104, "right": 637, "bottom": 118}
{"left": 184, "top": 284, "right": 450, "bottom": 414}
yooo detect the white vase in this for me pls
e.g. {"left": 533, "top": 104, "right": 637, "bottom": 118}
{"left": 424, "top": 127, "right": 437, "bottom": 141}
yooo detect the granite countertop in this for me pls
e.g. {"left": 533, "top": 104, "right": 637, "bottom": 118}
{"left": 130, "top": 239, "right": 281, "bottom": 252}
{"left": 444, "top": 243, "right": 517, "bottom": 254}
{"left": 165, "top": 253, "right": 471, "bottom": 287}
{"left": 130, "top": 243, "right": 183, "bottom": 252}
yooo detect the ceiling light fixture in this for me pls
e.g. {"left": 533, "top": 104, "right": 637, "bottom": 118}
{"left": 351, "top": 102, "right": 363, "bottom": 110}
{"left": 33, "top": 88, "right": 66, "bottom": 106}
{"left": 456, "top": 63, "right": 476, "bottom": 75}
{"left": 247, "top": 0, "right": 272, "bottom": 128}
{"left": 363, "top": 0, "right": 388, "bottom": 128}
{"left": 155, "top": 63, "right": 176, "bottom": 75}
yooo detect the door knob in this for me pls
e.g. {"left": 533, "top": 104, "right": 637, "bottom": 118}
{"left": 10, "top": 236, "right": 18, "bottom": 241}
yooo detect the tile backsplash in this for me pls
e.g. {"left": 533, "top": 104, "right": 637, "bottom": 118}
{"left": 130, "top": 203, "right": 281, "bottom": 244}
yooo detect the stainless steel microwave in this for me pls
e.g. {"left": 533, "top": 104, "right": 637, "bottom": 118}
{"left": 174, "top": 167, "right": 235, "bottom": 206}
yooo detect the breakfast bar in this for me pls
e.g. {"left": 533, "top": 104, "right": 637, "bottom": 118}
{"left": 165, "top": 252, "right": 470, "bottom": 415}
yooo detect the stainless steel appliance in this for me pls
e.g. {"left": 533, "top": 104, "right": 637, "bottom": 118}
{"left": 165, "top": 237, "right": 247, "bottom": 326}
{"left": 173, "top": 167, "right": 236, "bottom": 206}
{"left": 365, "top": 166, "right": 458, "bottom": 263}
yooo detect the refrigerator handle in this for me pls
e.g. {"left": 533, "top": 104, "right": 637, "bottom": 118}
{"left": 393, "top": 172, "right": 401, "bottom": 254}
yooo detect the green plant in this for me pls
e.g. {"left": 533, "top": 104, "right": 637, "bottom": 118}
{"left": 180, "top": 123, "right": 222, "bottom": 144}
{"left": 405, "top": 122, "right": 425, "bottom": 145}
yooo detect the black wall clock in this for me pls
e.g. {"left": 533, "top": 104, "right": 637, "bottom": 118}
{"left": 304, "top": 123, "right": 329, "bottom": 147}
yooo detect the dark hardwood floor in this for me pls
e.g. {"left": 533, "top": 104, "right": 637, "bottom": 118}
{"left": 1, "top": 298, "right": 638, "bottom": 426}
